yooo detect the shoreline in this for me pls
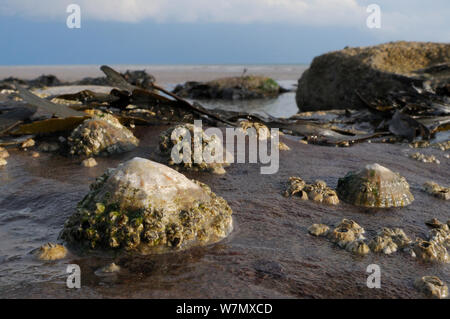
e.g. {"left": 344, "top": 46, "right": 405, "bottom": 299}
{"left": 0, "top": 64, "right": 308, "bottom": 85}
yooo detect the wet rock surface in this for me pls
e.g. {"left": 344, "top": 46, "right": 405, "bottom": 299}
{"left": 296, "top": 41, "right": 450, "bottom": 111}
{"left": 173, "top": 75, "right": 287, "bottom": 100}
{"left": 337, "top": 163, "right": 414, "bottom": 208}
{"left": 61, "top": 158, "right": 233, "bottom": 253}
{"left": 68, "top": 113, "right": 139, "bottom": 157}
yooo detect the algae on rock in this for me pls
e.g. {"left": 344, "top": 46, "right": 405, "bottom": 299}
{"left": 61, "top": 158, "right": 233, "bottom": 253}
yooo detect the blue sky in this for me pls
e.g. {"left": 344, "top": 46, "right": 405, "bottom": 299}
{"left": 0, "top": 0, "right": 448, "bottom": 65}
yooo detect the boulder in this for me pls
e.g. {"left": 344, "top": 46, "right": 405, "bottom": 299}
{"left": 296, "top": 41, "right": 450, "bottom": 111}
{"left": 77, "top": 70, "right": 155, "bottom": 90}
{"left": 61, "top": 158, "right": 233, "bottom": 253}
{"left": 173, "top": 75, "right": 286, "bottom": 100}
{"left": 68, "top": 113, "right": 139, "bottom": 157}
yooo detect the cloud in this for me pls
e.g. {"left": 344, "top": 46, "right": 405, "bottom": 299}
{"left": 0, "top": 0, "right": 366, "bottom": 26}
{"left": 0, "top": 0, "right": 448, "bottom": 41}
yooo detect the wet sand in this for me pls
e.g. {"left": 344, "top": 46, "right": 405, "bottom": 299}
{"left": 0, "top": 125, "right": 448, "bottom": 298}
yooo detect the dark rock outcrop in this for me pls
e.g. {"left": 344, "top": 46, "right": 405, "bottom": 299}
{"left": 296, "top": 41, "right": 450, "bottom": 111}
{"left": 173, "top": 75, "right": 287, "bottom": 100}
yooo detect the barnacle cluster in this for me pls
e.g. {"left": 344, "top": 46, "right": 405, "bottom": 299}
{"left": 68, "top": 113, "right": 139, "bottom": 157}
{"left": 238, "top": 120, "right": 288, "bottom": 151}
{"left": 239, "top": 121, "right": 272, "bottom": 141}
{"left": 328, "top": 219, "right": 367, "bottom": 254}
{"left": 368, "top": 235, "right": 398, "bottom": 255}
{"left": 426, "top": 219, "right": 450, "bottom": 248}
{"left": 337, "top": 163, "right": 414, "bottom": 208}
{"left": 0, "top": 147, "right": 8, "bottom": 166}
{"left": 284, "top": 177, "right": 339, "bottom": 205}
{"left": 377, "top": 227, "right": 412, "bottom": 249}
{"left": 414, "top": 276, "right": 448, "bottom": 299}
{"left": 34, "top": 243, "right": 67, "bottom": 261}
{"left": 307, "top": 219, "right": 421, "bottom": 257}
{"left": 423, "top": 181, "right": 450, "bottom": 200}
{"left": 409, "top": 152, "right": 440, "bottom": 164}
{"left": 409, "top": 140, "right": 430, "bottom": 149}
{"left": 61, "top": 158, "right": 233, "bottom": 253}
{"left": 433, "top": 141, "right": 450, "bottom": 151}
{"left": 159, "top": 124, "right": 229, "bottom": 175}
{"left": 412, "top": 239, "right": 449, "bottom": 263}
{"left": 309, "top": 219, "right": 369, "bottom": 256}
{"left": 308, "top": 224, "right": 330, "bottom": 237}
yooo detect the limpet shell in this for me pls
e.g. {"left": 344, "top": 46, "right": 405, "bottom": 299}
{"left": 337, "top": 163, "right": 414, "bottom": 208}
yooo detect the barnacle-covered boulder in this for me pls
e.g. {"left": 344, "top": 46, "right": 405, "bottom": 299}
{"left": 60, "top": 158, "right": 233, "bottom": 253}
{"left": 68, "top": 113, "right": 139, "bottom": 157}
{"left": 336, "top": 163, "right": 414, "bottom": 208}
{"left": 414, "top": 276, "right": 449, "bottom": 299}
{"left": 158, "top": 124, "right": 229, "bottom": 175}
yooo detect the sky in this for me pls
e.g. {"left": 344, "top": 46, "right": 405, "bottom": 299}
{"left": 0, "top": 0, "right": 448, "bottom": 65}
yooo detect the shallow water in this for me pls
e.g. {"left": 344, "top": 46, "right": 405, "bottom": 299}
{"left": 185, "top": 80, "right": 299, "bottom": 118}
{"left": 0, "top": 124, "right": 448, "bottom": 298}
